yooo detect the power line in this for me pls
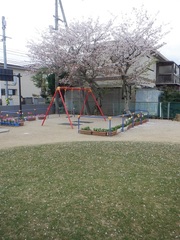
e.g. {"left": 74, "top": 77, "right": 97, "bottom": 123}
{"left": 0, "top": 48, "right": 29, "bottom": 56}
{"left": 0, "top": 50, "right": 28, "bottom": 57}
{"left": 0, "top": 47, "right": 31, "bottom": 66}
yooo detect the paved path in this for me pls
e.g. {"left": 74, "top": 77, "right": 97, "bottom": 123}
{"left": 0, "top": 115, "right": 180, "bottom": 149}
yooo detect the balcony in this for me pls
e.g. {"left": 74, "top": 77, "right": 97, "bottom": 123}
{"left": 156, "top": 73, "right": 180, "bottom": 85}
{"left": 156, "top": 61, "right": 180, "bottom": 86}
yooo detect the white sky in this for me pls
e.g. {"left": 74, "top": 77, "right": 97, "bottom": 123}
{"left": 0, "top": 0, "right": 179, "bottom": 65}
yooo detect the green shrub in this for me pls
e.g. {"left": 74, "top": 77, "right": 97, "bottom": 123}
{"left": 81, "top": 126, "right": 91, "bottom": 130}
{"left": 93, "top": 128, "right": 108, "bottom": 132}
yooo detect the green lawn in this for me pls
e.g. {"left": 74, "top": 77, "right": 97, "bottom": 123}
{"left": 0, "top": 142, "right": 179, "bottom": 240}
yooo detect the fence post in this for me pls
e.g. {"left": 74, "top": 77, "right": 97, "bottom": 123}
{"left": 140, "top": 112, "right": 142, "bottom": 124}
{"left": 108, "top": 117, "right": 112, "bottom": 135}
{"left": 167, "top": 102, "right": 170, "bottom": 119}
{"left": 132, "top": 113, "right": 134, "bottom": 127}
{"left": 122, "top": 115, "right": 124, "bottom": 132}
{"left": 77, "top": 115, "right": 80, "bottom": 132}
{"left": 159, "top": 102, "right": 162, "bottom": 119}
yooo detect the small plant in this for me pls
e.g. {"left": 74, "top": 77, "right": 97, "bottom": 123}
{"left": 79, "top": 126, "right": 92, "bottom": 135}
{"left": 113, "top": 124, "right": 122, "bottom": 130}
{"left": 37, "top": 114, "right": 45, "bottom": 120}
{"left": 141, "top": 114, "right": 147, "bottom": 120}
{"left": 110, "top": 127, "right": 117, "bottom": 132}
{"left": 26, "top": 115, "right": 36, "bottom": 121}
{"left": 135, "top": 117, "right": 140, "bottom": 122}
{"left": 93, "top": 128, "right": 108, "bottom": 132}
{"left": 81, "top": 126, "right": 91, "bottom": 131}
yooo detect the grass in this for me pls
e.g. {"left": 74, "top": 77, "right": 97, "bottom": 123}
{"left": 0, "top": 142, "right": 179, "bottom": 240}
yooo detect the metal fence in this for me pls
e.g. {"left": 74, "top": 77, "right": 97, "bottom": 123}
{"left": 1, "top": 102, "right": 180, "bottom": 119}
{"left": 159, "top": 102, "right": 180, "bottom": 119}
{"left": 0, "top": 104, "right": 54, "bottom": 118}
{"left": 68, "top": 101, "right": 180, "bottom": 119}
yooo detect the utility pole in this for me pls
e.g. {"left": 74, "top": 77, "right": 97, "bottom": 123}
{"left": 17, "top": 73, "right": 22, "bottom": 118}
{"left": 54, "top": 0, "right": 68, "bottom": 113}
{"left": 59, "top": 0, "right": 68, "bottom": 28}
{"left": 1, "top": 16, "right": 8, "bottom": 100}
{"left": 55, "top": 0, "right": 59, "bottom": 30}
{"left": 54, "top": 0, "right": 68, "bottom": 30}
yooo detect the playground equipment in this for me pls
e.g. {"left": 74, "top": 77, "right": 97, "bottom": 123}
{"left": 41, "top": 87, "right": 106, "bottom": 128}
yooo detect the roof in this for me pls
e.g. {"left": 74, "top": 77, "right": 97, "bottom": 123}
{"left": 0, "top": 62, "right": 27, "bottom": 71}
{"left": 154, "top": 51, "right": 169, "bottom": 62}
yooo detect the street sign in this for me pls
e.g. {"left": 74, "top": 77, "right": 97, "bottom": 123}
{"left": 0, "top": 68, "right": 13, "bottom": 81}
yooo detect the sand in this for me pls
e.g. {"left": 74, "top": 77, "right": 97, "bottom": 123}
{"left": 0, "top": 114, "right": 180, "bottom": 149}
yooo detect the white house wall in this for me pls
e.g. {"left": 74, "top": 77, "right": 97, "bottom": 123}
{"left": 20, "top": 70, "right": 40, "bottom": 98}
{"left": 0, "top": 67, "right": 40, "bottom": 105}
{"left": 127, "top": 55, "right": 156, "bottom": 87}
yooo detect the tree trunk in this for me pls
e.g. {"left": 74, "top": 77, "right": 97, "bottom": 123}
{"left": 85, "top": 101, "right": 92, "bottom": 115}
{"left": 122, "top": 80, "right": 131, "bottom": 114}
{"left": 81, "top": 91, "right": 91, "bottom": 115}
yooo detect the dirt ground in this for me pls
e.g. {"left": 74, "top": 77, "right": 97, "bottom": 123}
{"left": 0, "top": 114, "right": 180, "bottom": 149}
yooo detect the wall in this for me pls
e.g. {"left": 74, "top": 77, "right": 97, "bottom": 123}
{"left": 0, "top": 67, "right": 40, "bottom": 106}
{"left": 135, "top": 88, "right": 162, "bottom": 116}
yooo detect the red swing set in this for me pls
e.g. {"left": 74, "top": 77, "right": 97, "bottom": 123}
{"left": 41, "top": 86, "right": 106, "bottom": 128}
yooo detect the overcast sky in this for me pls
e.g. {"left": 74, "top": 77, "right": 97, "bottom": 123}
{"left": 0, "top": 0, "right": 179, "bottom": 65}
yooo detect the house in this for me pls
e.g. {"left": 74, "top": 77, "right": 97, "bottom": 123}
{"left": 63, "top": 52, "right": 180, "bottom": 116}
{"left": 156, "top": 61, "right": 180, "bottom": 91}
{"left": 135, "top": 55, "right": 180, "bottom": 117}
{"left": 93, "top": 52, "right": 177, "bottom": 115}
{"left": 0, "top": 63, "right": 40, "bottom": 106}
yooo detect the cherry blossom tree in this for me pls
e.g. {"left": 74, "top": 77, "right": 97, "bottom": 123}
{"left": 108, "top": 7, "right": 168, "bottom": 112}
{"left": 27, "top": 18, "right": 113, "bottom": 113}
{"left": 27, "top": 7, "right": 168, "bottom": 113}
{"left": 28, "top": 18, "right": 112, "bottom": 84}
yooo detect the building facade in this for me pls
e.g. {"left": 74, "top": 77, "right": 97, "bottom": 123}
{"left": 0, "top": 63, "right": 40, "bottom": 106}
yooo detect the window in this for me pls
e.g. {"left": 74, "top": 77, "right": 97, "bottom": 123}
{"left": 1, "top": 89, "right": 16, "bottom": 96}
{"left": 8, "top": 89, "right": 16, "bottom": 96}
{"left": 1, "top": 89, "right": 5, "bottom": 95}
{"left": 159, "top": 65, "right": 172, "bottom": 74}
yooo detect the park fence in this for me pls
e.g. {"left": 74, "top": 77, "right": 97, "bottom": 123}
{"left": 0, "top": 102, "right": 180, "bottom": 120}
{"left": 66, "top": 100, "right": 180, "bottom": 119}
{"left": 0, "top": 104, "right": 54, "bottom": 118}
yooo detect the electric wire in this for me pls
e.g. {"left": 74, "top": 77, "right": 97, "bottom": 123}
{"left": 0, "top": 47, "right": 33, "bottom": 66}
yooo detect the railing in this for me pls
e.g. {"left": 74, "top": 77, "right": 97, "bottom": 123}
{"left": 159, "top": 102, "right": 180, "bottom": 119}
{"left": 156, "top": 74, "right": 180, "bottom": 85}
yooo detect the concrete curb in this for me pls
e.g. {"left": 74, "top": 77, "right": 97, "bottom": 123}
{"left": 0, "top": 128, "right": 9, "bottom": 133}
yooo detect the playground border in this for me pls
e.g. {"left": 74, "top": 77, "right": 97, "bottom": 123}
{"left": 77, "top": 111, "right": 149, "bottom": 136}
